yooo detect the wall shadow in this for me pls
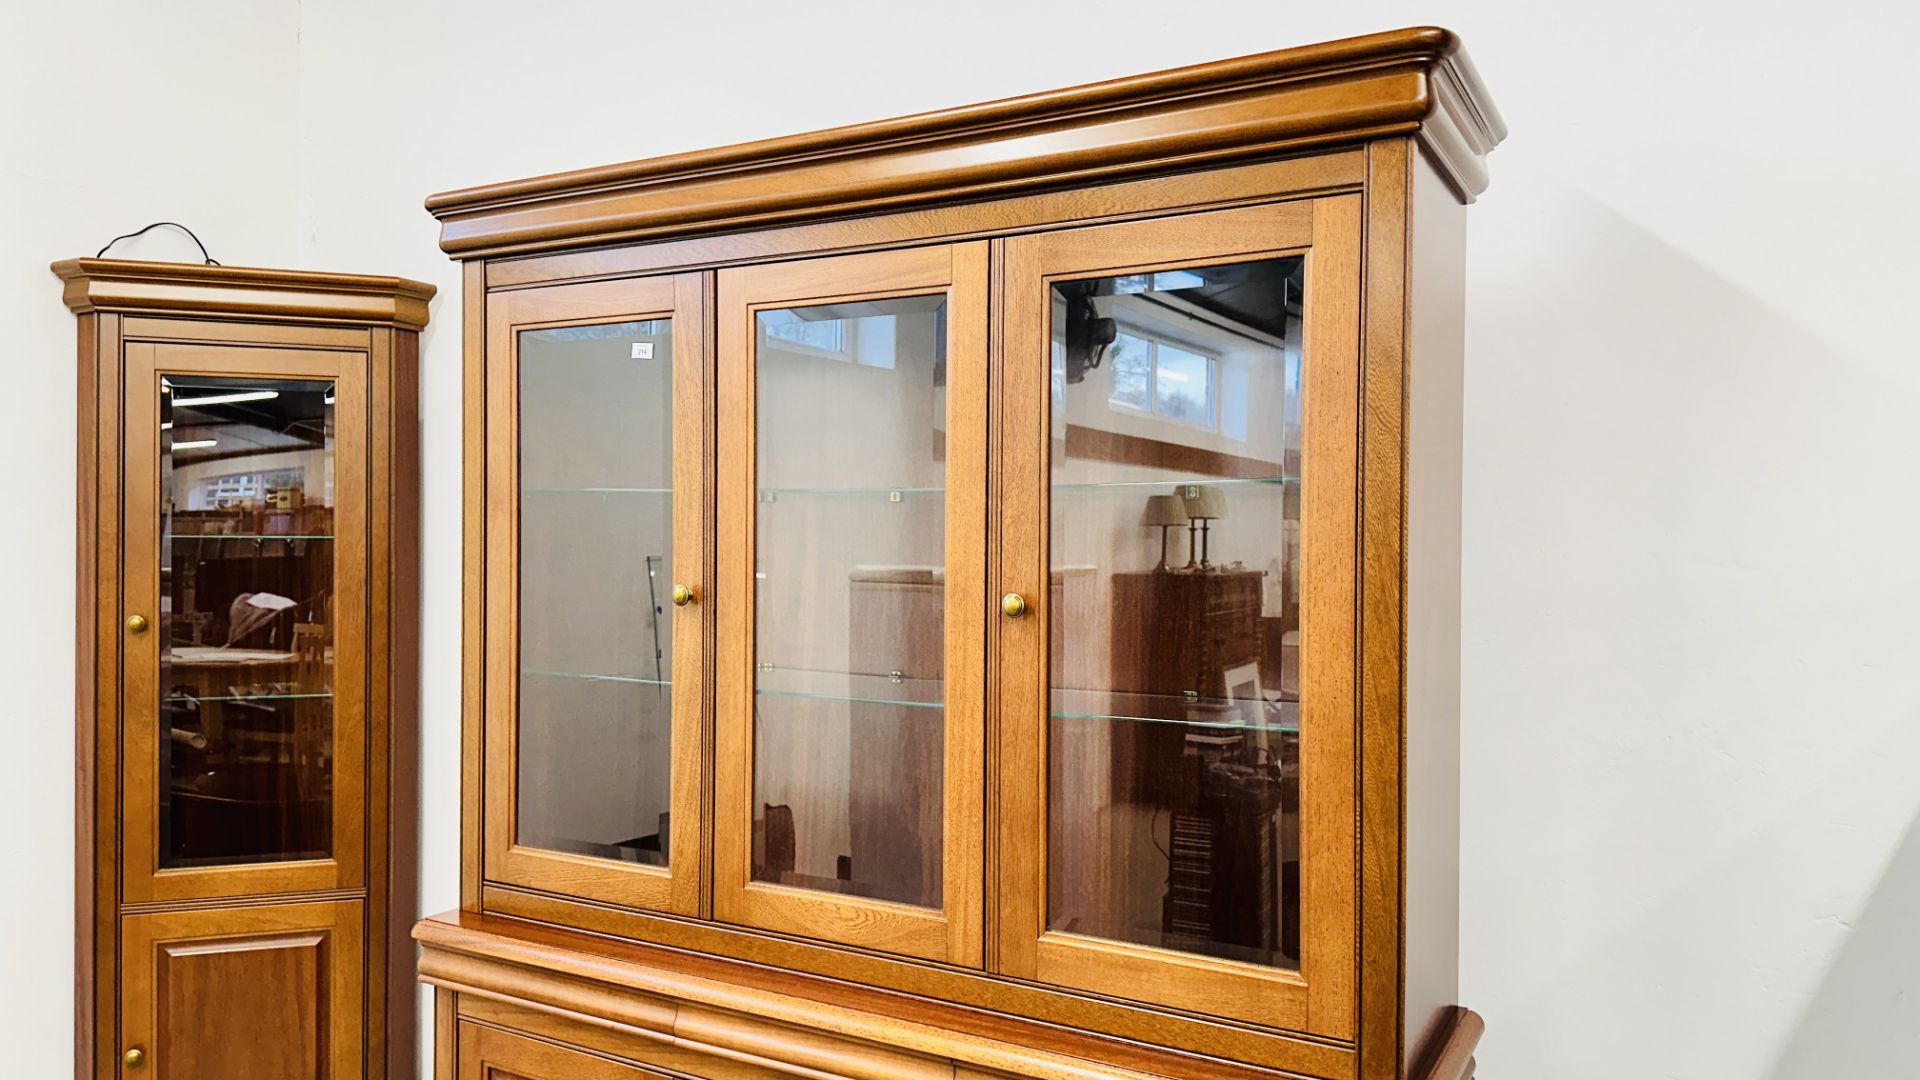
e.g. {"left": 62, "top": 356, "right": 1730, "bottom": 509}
{"left": 1459, "top": 178, "right": 1920, "bottom": 1078}
{"left": 1765, "top": 810, "right": 1920, "bottom": 1078}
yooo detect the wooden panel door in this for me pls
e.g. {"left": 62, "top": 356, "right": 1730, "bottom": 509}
{"left": 122, "top": 343, "right": 369, "bottom": 903}
{"left": 994, "top": 196, "right": 1362, "bottom": 1037}
{"left": 714, "top": 243, "right": 988, "bottom": 965}
{"left": 482, "top": 274, "right": 708, "bottom": 916}
{"left": 120, "top": 899, "right": 364, "bottom": 1079}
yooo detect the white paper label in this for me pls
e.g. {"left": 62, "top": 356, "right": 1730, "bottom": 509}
{"left": 631, "top": 342, "right": 655, "bottom": 360}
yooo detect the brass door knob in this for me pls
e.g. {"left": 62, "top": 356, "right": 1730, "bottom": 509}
{"left": 1000, "top": 592, "right": 1028, "bottom": 619}
{"left": 123, "top": 1047, "right": 146, "bottom": 1068}
{"left": 126, "top": 614, "right": 150, "bottom": 634}
{"left": 670, "top": 583, "right": 696, "bottom": 607}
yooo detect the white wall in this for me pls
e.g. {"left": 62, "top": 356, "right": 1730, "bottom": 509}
{"left": 0, "top": 4, "right": 306, "bottom": 1078}
{"left": 6, "top": 2, "right": 1918, "bottom": 1077}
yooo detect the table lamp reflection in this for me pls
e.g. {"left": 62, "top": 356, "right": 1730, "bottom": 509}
{"left": 1140, "top": 494, "right": 1189, "bottom": 572}
{"left": 1178, "top": 484, "right": 1229, "bottom": 570}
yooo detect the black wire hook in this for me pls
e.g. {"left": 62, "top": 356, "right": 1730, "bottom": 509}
{"left": 95, "top": 222, "right": 220, "bottom": 265}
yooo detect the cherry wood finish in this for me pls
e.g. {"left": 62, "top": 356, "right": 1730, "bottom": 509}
{"left": 1408, "top": 1007, "right": 1484, "bottom": 1080}
{"left": 480, "top": 274, "right": 709, "bottom": 918}
{"left": 458, "top": 1023, "right": 674, "bottom": 1080}
{"left": 713, "top": 244, "right": 988, "bottom": 965}
{"left": 120, "top": 899, "right": 364, "bottom": 1080}
{"left": 428, "top": 26, "right": 1498, "bottom": 1080}
{"left": 426, "top": 27, "right": 1501, "bottom": 258}
{"left": 57, "top": 259, "right": 432, "bottom": 330}
{"left": 994, "top": 197, "right": 1358, "bottom": 1036}
{"left": 1395, "top": 143, "right": 1473, "bottom": 1076}
{"left": 120, "top": 343, "right": 369, "bottom": 904}
{"left": 459, "top": 997, "right": 791, "bottom": 1080}
{"left": 423, "top": 913, "right": 1239, "bottom": 1080}
{"left": 60, "top": 260, "right": 432, "bottom": 1080}
{"left": 482, "top": 153, "right": 1367, "bottom": 292}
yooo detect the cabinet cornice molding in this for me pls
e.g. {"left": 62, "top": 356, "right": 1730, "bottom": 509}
{"left": 425, "top": 25, "right": 1503, "bottom": 260}
{"left": 51, "top": 257, "right": 437, "bottom": 330}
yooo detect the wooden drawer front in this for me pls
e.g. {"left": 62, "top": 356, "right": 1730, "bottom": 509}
{"left": 459, "top": 1024, "right": 675, "bottom": 1079}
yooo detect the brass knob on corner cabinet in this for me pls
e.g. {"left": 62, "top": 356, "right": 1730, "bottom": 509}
{"left": 671, "top": 583, "right": 697, "bottom": 607}
{"left": 126, "top": 614, "right": 150, "bottom": 634}
{"left": 123, "top": 1047, "right": 146, "bottom": 1068}
{"left": 1000, "top": 592, "right": 1028, "bottom": 619}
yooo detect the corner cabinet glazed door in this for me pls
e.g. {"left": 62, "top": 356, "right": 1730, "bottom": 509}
{"left": 483, "top": 274, "right": 709, "bottom": 916}
{"left": 122, "top": 344, "right": 368, "bottom": 903}
{"left": 995, "top": 197, "right": 1362, "bottom": 1037}
{"left": 714, "top": 244, "right": 988, "bottom": 965}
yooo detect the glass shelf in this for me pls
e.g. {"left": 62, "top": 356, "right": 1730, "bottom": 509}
{"left": 751, "top": 476, "right": 1296, "bottom": 501}
{"left": 755, "top": 666, "right": 944, "bottom": 710}
{"left": 523, "top": 485, "right": 673, "bottom": 495}
{"left": 758, "top": 485, "right": 943, "bottom": 501}
{"left": 1051, "top": 475, "right": 1296, "bottom": 492}
{"left": 168, "top": 533, "right": 334, "bottom": 542}
{"left": 522, "top": 667, "right": 671, "bottom": 688}
{"left": 743, "top": 669, "right": 1297, "bottom": 732}
{"left": 162, "top": 692, "right": 334, "bottom": 703}
{"left": 1050, "top": 688, "right": 1299, "bottom": 733}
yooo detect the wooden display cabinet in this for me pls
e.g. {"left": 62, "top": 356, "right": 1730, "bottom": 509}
{"left": 419, "top": 26, "right": 1501, "bottom": 1080}
{"left": 60, "top": 259, "right": 433, "bottom": 1079}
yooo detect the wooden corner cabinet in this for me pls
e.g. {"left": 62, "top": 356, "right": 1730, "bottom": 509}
{"left": 420, "top": 25, "right": 1501, "bottom": 1080}
{"left": 59, "top": 259, "right": 434, "bottom": 1080}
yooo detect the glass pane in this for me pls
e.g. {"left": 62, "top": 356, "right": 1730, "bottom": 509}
{"left": 517, "top": 319, "right": 676, "bottom": 865}
{"left": 1047, "top": 258, "right": 1306, "bottom": 969}
{"left": 752, "top": 295, "right": 948, "bottom": 907}
{"left": 159, "top": 376, "right": 336, "bottom": 868}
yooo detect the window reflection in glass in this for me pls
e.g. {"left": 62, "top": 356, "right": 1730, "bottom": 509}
{"left": 1107, "top": 331, "right": 1217, "bottom": 427}
{"left": 1153, "top": 343, "right": 1214, "bottom": 425}
{"left": 1107, "top": 335, "right": 1152, "bottom": 412}
{"left": 159, "top": 376, "right": 337, "bottom": 868}
{"left": 1048, "top": 256, "right": 1306, "bottom": 969}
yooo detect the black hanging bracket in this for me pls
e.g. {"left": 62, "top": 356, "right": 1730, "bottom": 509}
{"left": 95, "top": 222, "right": 220, "bottom": 265}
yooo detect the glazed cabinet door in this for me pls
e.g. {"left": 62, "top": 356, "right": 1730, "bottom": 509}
{"left": 119, "top": 898, "right": 364, "bottom": 1079}
{"left": 122, "top": 344, "right": 368, "bottom": 902}
{"left": 995, "top": 197, "right": 1362, "bottom": 1037}
{"left": 714, "top": 244, "right": 988, "bottom": 964}
{"left": 483, "top": 274, "right": 709, "bottom": 916}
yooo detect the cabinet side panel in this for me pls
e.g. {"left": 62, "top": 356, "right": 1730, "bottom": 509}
{"left": 1403, "top": 145, "right": 1469, "bottom": 1070}
{"left": 1359, "top": 140, "right": 1410, "bottom": 1080}
{"left": 369, "top": 329, "right": 395, "bottom": 1077}
{"left": 388, "top": 327, "right": 424, "bottom": 1078}
{"left": 82, "top": 313, "right": 124, "bottom": 1080}
{"left": 461, "top": 261, "right": 487, "bottom": 911}
{"left": 74, "top": 311, "right": 99, "bottom": 1080}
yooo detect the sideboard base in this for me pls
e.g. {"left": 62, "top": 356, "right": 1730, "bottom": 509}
{"left": 419, "top": 913, "right": 1483, "bottom": 1080}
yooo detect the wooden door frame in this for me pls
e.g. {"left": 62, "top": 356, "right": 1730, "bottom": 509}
{"left": 122, "top": 343, "right": 370, "bottom": 903}
{"left": 992, "top": 196, "right": 1362, "bottom": 1037}
{"left": 713, "top": 242, "right": 989, "bottom": 966}
{"left": 480, "top": 273, "right": 710, "bottom": 918}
